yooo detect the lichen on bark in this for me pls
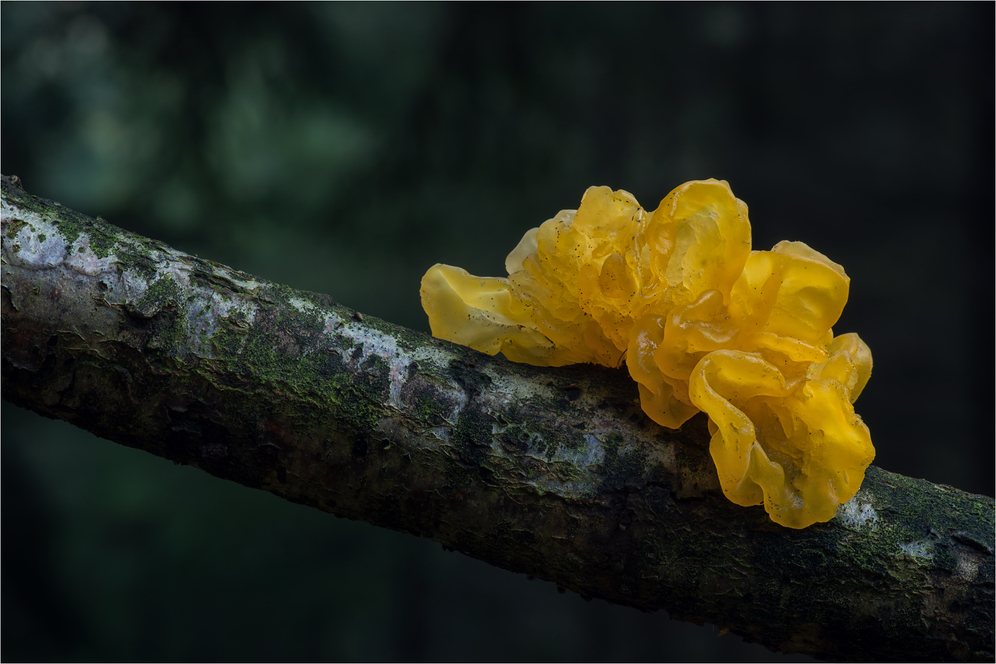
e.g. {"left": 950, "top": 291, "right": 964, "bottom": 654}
{"left": 2, "top": 174, "right": 992, "bottom": 662}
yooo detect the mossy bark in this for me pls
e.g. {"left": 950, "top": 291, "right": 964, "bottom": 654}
{"left": 2, "top": 174, "right": 992, "bottom": 662}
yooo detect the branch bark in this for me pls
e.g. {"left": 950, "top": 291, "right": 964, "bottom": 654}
{"left": 2, "top": 174, "right": 992, "bottom": 662}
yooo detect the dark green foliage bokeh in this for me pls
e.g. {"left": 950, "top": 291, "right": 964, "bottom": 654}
{"left": 2, "top": 3, "right": 992, "bottom": 661}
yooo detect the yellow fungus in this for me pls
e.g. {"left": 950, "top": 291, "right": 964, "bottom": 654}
{"left": 420, "top": 180, "right": 874, "bottom": 528}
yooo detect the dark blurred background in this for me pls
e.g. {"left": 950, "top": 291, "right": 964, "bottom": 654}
{"left": 2, "top": 3, "right": 993, "bottom": 662}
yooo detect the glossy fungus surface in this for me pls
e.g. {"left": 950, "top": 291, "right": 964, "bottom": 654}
{"left": 420, "top": 180, "right": 874, "bottom": 528}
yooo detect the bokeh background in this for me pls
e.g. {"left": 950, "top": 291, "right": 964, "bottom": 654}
{"left": 2, "top": 3, "right": 993, "bottom": 662}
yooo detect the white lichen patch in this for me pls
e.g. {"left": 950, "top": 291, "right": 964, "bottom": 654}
{"left": 212, "top": 292, "right": 257, "bottom": 323}
{"left": 899, "top": 539, "right": 935, "bottom": 561}
{"left": 65, "top": 237, "right": 121, "bottom": 277}
{"left": 428, "top": 426, "right": 451, "bottom": 443}
{"left": 835, "top": 493, "right": 879, "bottom": 532}
{"left": 184, "top": 289, "right": 258, "bottom": 357}
{"left": 333, "top": 317, "right": 465, "bottom": 418}
{"left": 289, "top": 297, "right": 316, "bottom": 313}
{"left": 2, "top": 201, "right": 128, "bottom": 279}
{"left": 341, "top": 325, "right": 408, "bottom": 409}
{"left": 954, "top": 549, "right": 979, "bottom": 580}
{"left": 553, "top": 433, "right": 605, "bottom": 469}
{"left": 486, "top": 369, "right": 556, "bottom": 407}
{"left": 214, "top": 268, "right": 262, "bottom": 294}
{"left": 3, "top": 206, "right": 74, "bottom": 270}
{"left": 479, "top": 380, "right": 618, "bottom": 499}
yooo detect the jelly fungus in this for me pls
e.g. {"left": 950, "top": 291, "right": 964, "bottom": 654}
{"left": 421, "top": 180, "right": 874, "bottom": 528}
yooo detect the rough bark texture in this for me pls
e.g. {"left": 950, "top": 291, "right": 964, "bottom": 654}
{"left": 2, "top": 174, "right": 993, "bottom": 662}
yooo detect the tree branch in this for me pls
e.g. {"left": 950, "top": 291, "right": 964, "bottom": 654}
{"left": 2, "top": 174, "right": 992, "bottom": 662}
